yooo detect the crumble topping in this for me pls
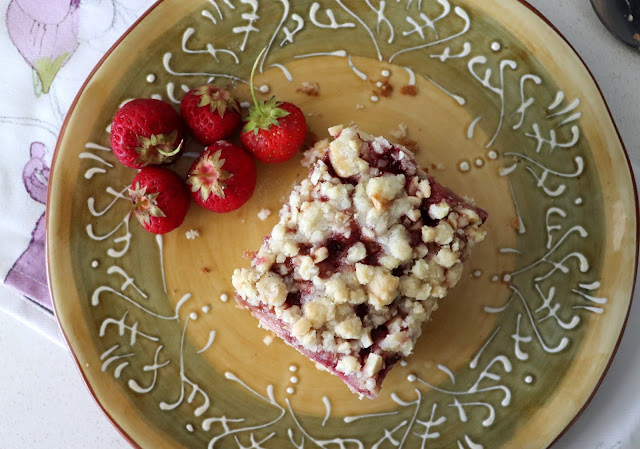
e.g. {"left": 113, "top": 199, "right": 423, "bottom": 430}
{"left": 233, "top": 125, "right": 487, "bottom": 397}
{"left": 258, "top": 208, "right": 272, "bottom": 221}
{"left": 301, "top": 139, "right": 330, "bottom": 168}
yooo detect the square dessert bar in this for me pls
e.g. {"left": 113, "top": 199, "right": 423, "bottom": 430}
{"left": 232, "top": 125, "right": 487, "bottom": 398}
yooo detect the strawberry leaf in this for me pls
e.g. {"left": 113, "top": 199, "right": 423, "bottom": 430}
{"left": 242, "top": 97, "right": 290, "bottom": 134}
{"left": 187, "top": 150, "right": 234, "bottom": 201}
{"left": 134, "top": 130, "right": 180, "bottom": 165}
{"left": 195, "top": 84, "right": 239, "bottom": 117}
{"left": 129, "top": 181, "right": 166, "bottom": 226}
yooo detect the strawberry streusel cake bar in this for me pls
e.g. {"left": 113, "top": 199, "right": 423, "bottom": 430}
{"left": 232, "top": 125, "right": 487, "bottom": 398}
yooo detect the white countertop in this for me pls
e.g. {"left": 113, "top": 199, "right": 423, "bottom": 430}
{"left": 1, "top": 0, "right": 639, "bottom": 448}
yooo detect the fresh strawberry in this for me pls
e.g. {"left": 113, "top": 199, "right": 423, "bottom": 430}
{"left": 128, "top": 167, "right": 190, "bottom": 234}
{"left": 110, "top": 98, "right": 184, "bottom": 168}
{"left": 187, "top": 141, "right": 256, "bottom": 213}
{"left": 240, "top": 48, "right": 307, "bottom": 163}
{"left": 180, "top": 84, "right": 242, "bottom": 145}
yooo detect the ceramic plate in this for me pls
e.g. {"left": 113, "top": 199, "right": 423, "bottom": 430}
{"left": 47, "top": 1, "right": 637, "bottom": 448}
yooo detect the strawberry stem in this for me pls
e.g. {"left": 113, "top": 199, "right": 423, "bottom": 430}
{"left": 242, "top": 45, "right": 289, "bottom": 134}
{"left": 249, "top": 46, "right": 269, "bottom": 116}
{"left": 157, "top": 139, "right": 183, "bottom": 157}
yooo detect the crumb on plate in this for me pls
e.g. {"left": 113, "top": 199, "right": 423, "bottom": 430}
{"left": 400, "top": 85, "right": 418, "bottom": 96}
{"left": 373, "top": 79, "right": 393, "bottom": 97}
{"left": 186, "top": 229, "right": 200, "bottom": 240}
{"left": 297, "top": 81, "right": 320, "bottom": 96}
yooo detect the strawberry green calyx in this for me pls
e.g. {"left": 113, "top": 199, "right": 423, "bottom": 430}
{"left": 135, "top": 130, "right": 182, "bottom": 166}
{"left": 195, "top": 84, "right": 240, "bottom": 117}
{"left": 128, "top": 182, "right": 166, "bottom": 225}
{"left": 242, "top": 46, "right": 289, "bottom": 135}
{"left": 187, "top": 150, "right": 233, "bottom": 200}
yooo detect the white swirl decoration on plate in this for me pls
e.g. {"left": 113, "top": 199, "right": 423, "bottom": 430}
{"left": 77, "top": 0, "right": 607, "bottom": 447}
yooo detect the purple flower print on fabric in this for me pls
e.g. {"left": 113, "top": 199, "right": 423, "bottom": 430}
{"left": 6, "top": 0, "right": 80, "bottom": 94}
{"left": 5, "top": 142, "right": 51, "bottom": 310}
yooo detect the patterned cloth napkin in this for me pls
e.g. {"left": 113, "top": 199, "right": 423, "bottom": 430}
{"left": 0, "top": 0, "right": 154, "bottom": 338}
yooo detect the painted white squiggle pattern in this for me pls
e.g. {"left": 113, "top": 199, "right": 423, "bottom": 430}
{"left": 411, "top": 354, "right": 512, "bottom": 408}
{"left": 430, "top": 42, "right": 471, "bottom": 62}
{"left": 270, "top": 63, "right": 293, "bottom": 81}
{"left": 86, "top": 214, "right": 132, "bottom": 258}
{"left": 88, "top": 187, "right": 128, "bottom": 217}
{"left": 207, "top": 0, "right": 224, "bottom": 21}
{"left": 509, "top": 223, "right": 588, "bottom": 281}
{"left": 85, "top": 142, "right": 111, "bottom": 152}
{"left": 467, "top": 116, "right": 482, "bottom": 139}
{"left": 166, "top": 82, "right": 181, "bottom": 104}
{"left": 287, "top": 398, "right": 365, "bottom": 449}
{"left": 159, "top": 316, "right": 211, "bottom": 417}
{"left": 548, "top": 90, "right": 564, "bottom": 110}
{"left": 450, "top": 397, "right": 495, "bottom": 427}
{"left": 182, "top": 27, "right": 239, "bottom": 64}
{"left": 504, "top": 152, "right": 584, "bottom": 197}
{"left": 467, "top": 56, "right": 518, "bottom": 148}
{"left": 526, "top": 123, "right": 580, "bottom": 153}
{"left": 348, "top": 54, "right": 368, "bottom": 80}
{"left": 156, "top": 235, "right": 167, "bottom": 294}
{"left": 403, "top": 0, "right": 451, "bottom": 40}
{"left": 101, "top": 351, "right": 134, "bottom": 373}
{"left": 511, "top": 314, "right": 532, "bottom": 361}
{"left": 107, "top": 266, "right": 148, "bottom": 299}
{"left": 535, "top": 283, "right": 581, "bottom": 329}
{"left": 309, "top": 2, "right": 355, "bottom": 29}
{"left": 233, "top": 0, "right": 259, "bottom": 51}
{"left": 259, "top": 0, "right": 291, "bottom": 73}
{"left": 403, "top": 66, "right": 416, "bottom": 85}
{"left": 336, "top": 0, "right": 383, "bottom": 61}
{"left": 321, "top": 396, "right": 331, "bottom": 426}
{"left": 99, "top": 312, "right": 159, "bottom": 345}
{"left": 458, "top": 435, "right": 484, "bottom": 449}
{"left": 424, "top": 74, "right": 465, "bottom": 105}
{"left": 281, "top": 13, "right": 304, "bottom": 46}
{"left": 79, "top": 152, "right": 113, "bottom": 179}
{"left": 163, "top": 53, "right": 248, "bottom": 83}
{"left": 202, "top": 10, "right": 218, "bottom": 24}
{"left": 411, "top": 403, "right": 445, "bottom": 446}
{"left": 502, "top": 286, "right": 570, "bottom": 354}
{"left": 470, "top": 326, "right": 501, "bottom": 369}
{"left": 437, "top": 363, "right": 456, "bottom": 383}
{"left": 197, "top": 330, "right": 217, "bottom": 354}
{"left": 294, "top": 50, "right": 347, "bottom": 59}
{"left": 92, "top": 286, "right": 189, "bottom": 320}
{"left": 343, "top": 410, "right": 399, "bottom": 423}
{"left": 203, "top": 372, "right": 286, "bottom": 448}
{"left": 389, "top": 6, "right": 470, "bottom": 62}
{"left": 512, "top": 74, "right": 542, "bottom": 130}
{"left": 365, "top": 0, "right": 394, "bottom": 44}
